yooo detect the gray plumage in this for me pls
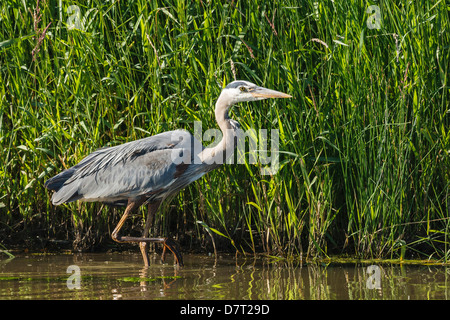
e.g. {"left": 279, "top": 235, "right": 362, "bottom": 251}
{"left": 225, "top": 80, "right": 253, "bottom": 89}
{"left": 45, "top": 130, "right": 206, "bottom": 206}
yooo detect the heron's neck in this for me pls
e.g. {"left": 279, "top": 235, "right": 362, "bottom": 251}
{"left": 199, "top": 93, "right": 238, "bottom": 164}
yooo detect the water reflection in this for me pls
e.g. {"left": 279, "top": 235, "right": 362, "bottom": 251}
{"left": 0, "top": 253, "right": 448, "bottom": 299}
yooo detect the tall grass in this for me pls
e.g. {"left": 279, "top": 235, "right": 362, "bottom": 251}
{"left": 1, "top": 0, "right": 449, "bottom": 260}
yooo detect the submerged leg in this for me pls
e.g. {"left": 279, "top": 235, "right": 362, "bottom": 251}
{"left": 139, "top": 201, "right": 160, "bottom": 267}
{"left": 139, "top": 200, "right": 183, "bottom": 266}
{"left": 111, "top": 198, "right": 183, "bottom": 267}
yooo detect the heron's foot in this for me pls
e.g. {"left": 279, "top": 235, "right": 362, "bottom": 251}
{"left": 113, "top": 235, "right": 166, "bottom": 243}
{"left": 161, "top": 238, "right": 184, "bottom": 267}
{"left": 111, "top": 233, "right": 183, "bottom": 266}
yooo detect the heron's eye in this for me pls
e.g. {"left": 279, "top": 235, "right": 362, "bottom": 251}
{"left": 239, "top": 86, "right": 247, "bottom": 92}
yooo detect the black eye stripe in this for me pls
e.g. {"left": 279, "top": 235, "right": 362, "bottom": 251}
{"left": 225, "top": 81, "right": 250, "bottom": 89}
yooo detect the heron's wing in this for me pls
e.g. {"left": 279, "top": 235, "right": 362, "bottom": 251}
{"left": 46, "top": 130, "right": 202, "bottom": 205}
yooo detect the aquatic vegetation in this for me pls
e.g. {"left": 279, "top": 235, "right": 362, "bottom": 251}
{"left": 0, "top": 0, "right": 448, "bottom": 261}
{"left": 118, "top": 276, "right": 182, "bottom": 282}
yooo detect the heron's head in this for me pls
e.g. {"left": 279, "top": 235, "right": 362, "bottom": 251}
{"left": 221, "top": 80, "right": 292, "bottom": 105}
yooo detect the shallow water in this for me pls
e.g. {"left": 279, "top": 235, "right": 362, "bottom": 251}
{"left": 0, "top": 252, "right": 448, "bottom": 300}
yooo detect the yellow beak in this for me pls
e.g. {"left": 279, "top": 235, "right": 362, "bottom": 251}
{"left": 250, "top": 86, "right": 292, "bottom": 99}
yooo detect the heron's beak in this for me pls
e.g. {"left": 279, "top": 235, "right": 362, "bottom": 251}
{"left": 250, "top": 86, "right": 292, "bottom": 99}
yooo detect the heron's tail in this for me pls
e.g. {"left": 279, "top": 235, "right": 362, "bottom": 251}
{"left": 44, "top": 168, "right": 83, "bottom": 205}
{"left": 44, "top": 168, "right": 75, "bottom": 191}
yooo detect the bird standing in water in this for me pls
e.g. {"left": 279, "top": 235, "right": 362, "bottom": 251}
{"left": 45, "top": 80, "right": 291, "bottom": 266}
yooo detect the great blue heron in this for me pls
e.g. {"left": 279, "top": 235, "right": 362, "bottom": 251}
{"left": 44, "top": 80, "right": 291, "bottom": 266}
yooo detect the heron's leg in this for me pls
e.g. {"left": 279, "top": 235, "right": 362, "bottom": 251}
{"left": 111, "top": 198, "right": 146, "bottom": 243}
{"left": 139, "top": 200, "right": 161, "bottom": 267}
{"left": 111, "top": 198, "right": 165, "bottom": 244}
{"left": 111, "top": 198, "right": 183, "bottom": 266}
{"left": 140, "top": 201, "right": 184, "bottom": 267}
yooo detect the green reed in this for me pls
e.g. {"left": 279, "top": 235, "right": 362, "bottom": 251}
{"left": 1, "top": 0, "right": 448, "bottom": 260}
